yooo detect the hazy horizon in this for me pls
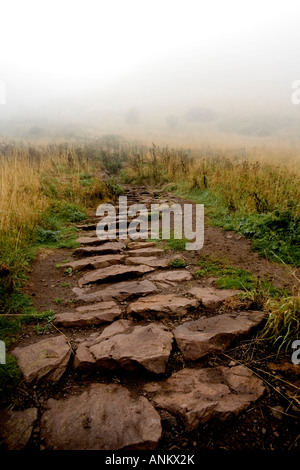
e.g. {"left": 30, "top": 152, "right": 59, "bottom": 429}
{"left": 1, "top": 0, "right": 300, "bottom": 144}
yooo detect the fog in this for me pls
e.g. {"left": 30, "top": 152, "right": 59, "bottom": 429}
{"left": 1, "top": 0, "right": 300, "bottom": 144}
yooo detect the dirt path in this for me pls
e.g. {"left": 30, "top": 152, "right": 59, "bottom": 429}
{"left": 1, "top": 184, "right": 299, "bottom": 451}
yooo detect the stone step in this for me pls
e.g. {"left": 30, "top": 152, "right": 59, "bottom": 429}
{"left": 40, "top": 383, "right": 162, "bottom": 450}
{"left": 188, "top": 286, "right": 241, "bottom": 309}
{"left": 126, "top": 247, "right": 164, "bottom": 257}
{"left": 74, "top": 320, "right": 173, "bottom": 375}
{"left": 76, "top": 236, "right": 110, "bottom": 245}
{"left": 148, "top": 270, "right": 193, "bottom": 287}
{"left": 75, "top": 223, "right": 97, "bottom": 231}
{"left": 73, "top": 279, "right": 158, "bottom": 302}
{"left": 78, "top": 264, "right": 155, "bottom": 287}
{"left": 144, "top": 365, "right": 265, "bottom": 431}
{"left": 62, "top": 254, "right": 127, "bottom": 272}
{"left": 74, "top": 242, "right": 126, "bottom": 257}
{"left": 12, "top": 336, "right": 71, "bottom": 383}
{"left": 54, "top": 301, "right": 122, "bottom": 327}
{"left": 173, "top": 310, "right": 266, "bottom": 361}
{"left": 127, "top": 294, "right": 199, "bottom": 319}
{"left": 127, "top": 241, "right": 157, "bottom": 250}
{"left": 125, "top": 256, "right": 171, "bottom": 269}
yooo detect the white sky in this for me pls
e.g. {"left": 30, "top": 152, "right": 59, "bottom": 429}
{"left": 1, "top": 0, "right": 300, "bottom": 113}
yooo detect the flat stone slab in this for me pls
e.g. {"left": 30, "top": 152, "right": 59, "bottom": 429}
{"left": 76, "top": 236, "right": 108, "bottom": 245}
{"left": 125, "top": 256, "right": 170, "bottom": 269}
{"left": 126, "top": 247, "right": 164, "bottom": 257}
{"left": 74, "top": 320, "right": 173, "bottom": 374}
{"left": 63, "top": 254, "right": 126, "bottom": 272}
{"left": 73, "top": 279, "right": 158, "bottom": 302}
{"left": 144, "top": 365, "right": 265, "bottom": 431}
{"left": 127, "top": 294, "right": 199, "bottom": 319}
{"left": 148, "top": 270, "right": 193, "bottom": 286}
{"left": 127, "top": 242, "right": 157, "bottom": 250}
{"left": 74, "top": 242, "right": 126, "bottom": 257}
{"left": 40, "top": 383, "right": 161, "bottom": 450}
{"left": 0, "top": 408, "right": 38, "bottom": 450}
{"left": 78, "top": 264, "right": 155, "bottom": 287}
{"left": 12, "top": 335, "right": 72, "bottom": 383}
{"left": 173, "top": 311, "right": 266, "bottom": 361}
{"left": 188, "top": 286, "right": 241, "bottom": 309}
{"left": 54, "top": 301, "right": 122, "bottom": 327}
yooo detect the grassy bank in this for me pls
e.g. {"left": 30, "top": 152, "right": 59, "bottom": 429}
{"left": 120, "top": 143, "right": 300, "bottom": 351}
{"left": 121, "top": 144, "right": 300, "bottom": 267}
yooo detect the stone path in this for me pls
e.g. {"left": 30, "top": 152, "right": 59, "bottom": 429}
{"left": 1, "top": 184, "right": 267, "bottom": 450}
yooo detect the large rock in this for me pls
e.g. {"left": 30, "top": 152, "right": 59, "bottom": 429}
{"left": 73, "top": 279, "right": 158, "bottom": 302}
{"left": 40, "top": 383, "right": 162, "bottom": 450}
{"left": 148, "top": 270, "right": 193, "bottom": 287}
{"left": 78, "top": 264, "right": 154, "bottom": 287}
{"left": 12, "top": 336, "right": 71, "bottom": 383}
{"left": 125, "top": 256, "right": 170, "bottom": 269}
{"left": 144, "top": 365, "right": 265, "bottom": 431}
{"left": 188, "top": 286, "right": 241, "bottom": 309}
{"left": 74, "top": 242, "right": 125, "bottom": 257}
{"left": 173, "top": 311, "right": 266, "bottom": 361}
{"left": 0, "top": 407, "right": 38, "bottom": 450}
{"left": 127, "top": 294, "right": 199, "bottom": 319}
{"left": 126, "top": 247, "right": 164, "bottom": 257}
{"left": 63, "top": 254, "right": 126, "bottom": 272}
{"left": 54, "top": 301, "right": 122, "bottom": 327}
{"left": 74, "top": 320, "right": 173, "bottom": 374}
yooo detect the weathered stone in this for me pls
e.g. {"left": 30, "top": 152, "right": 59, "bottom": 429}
{"left": 74, "top": 242, "right": 125, "bottom": 257}
{"left": 74, "top": 320, "right": 173, "bottom": 374}
{"left": 63, "top": 254, "right": 127, "bottom": 272}
{"left": 127, "top": 294, "right": 199, "bottom": 319}
{"left": 144, "top": 365, "right": 265, "bottom": 431}
{"left": 54, "top": 301, "right": 122, "bottom": 327}
{"left": 73, "top": 279, "right": 158, "bottom": 302}
{"left": 76, "top": 236, "right": 108, "bottom": 245}
{"left": 0, "top": 407, "right": 38, "bottom": 450}
{"left": 40, "top": 383, "right": 162, "bottom": 450}
{"left": 148, "top": 270, "right": 193, "bottom": 286}
{"left": 188, "top": 286, "right": 241, "bottom": 309}
{"left": 12, "top": 336, "right": 71, "bottom": 383}
{"left": 127, "top": 241, "right": 157, "bottom": 250}
{"left": 173, "top": 311, "right": 266, "bottom": 361}
{"left": 126, "top": 247, "right": 164, "bottom": 257}
{"left": 125, "top": 256, "right": 170, "bottom": 268}
{"left": 78, "top": 264, "right": 154, "bottom": 287}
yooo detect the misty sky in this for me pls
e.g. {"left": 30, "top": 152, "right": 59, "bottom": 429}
{"left": 1, "top": 0, "right": 300, "bottom": 120}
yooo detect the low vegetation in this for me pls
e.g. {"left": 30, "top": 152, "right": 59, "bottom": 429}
{"left": 121, "top": 143, "right": 300, "bottom": 352}
{"left": 0, "top": 138, "right": 299, "bottom": 393}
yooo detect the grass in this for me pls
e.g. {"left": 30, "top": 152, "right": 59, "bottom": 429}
{"left": 122, "top": 143, "right": 299, "bottom": 353}
{"left": 193, "top": 255, "right": 256, "bottom": 291}
{"left": 0, "top": 355, "right": 22, "bottom": 394}
{"left": 0, "top": 140, "right": 128, "bottom": 395}
{"left": 261, "top": 293, "right": 300, "bottom": 352}
{"left": 122, "top": 144, "right": 300, "bottom": 266}
{"left": 168, "top": 258, "right": 187, "bottom": 268}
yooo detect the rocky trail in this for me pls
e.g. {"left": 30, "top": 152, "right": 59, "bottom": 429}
{"left": 1, "top": 185, "right": 299, "bottom": 451}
